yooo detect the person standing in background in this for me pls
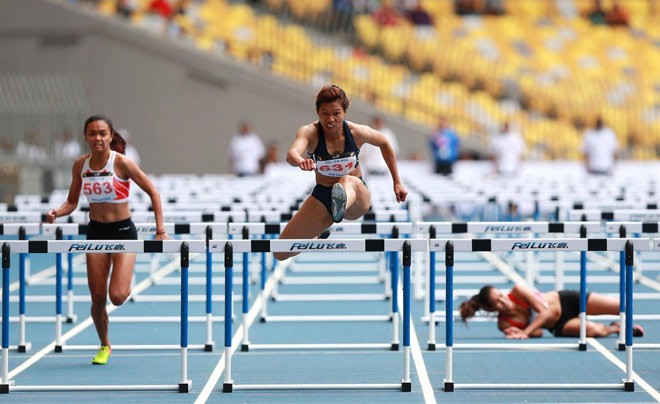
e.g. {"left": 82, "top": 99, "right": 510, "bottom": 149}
{"left": 229, "top": 120, "right": 266, "bottom": 176}
{"left": 55, "top": 128, "right": 82, "bottom": 161}
{"left": 360, "top": 115, "right": 399, "bottom": 177}
{"left": 581, "top": 116, "right": 619, "bottom": 175}
{"left": 490, "top": 121, "right": 525, "bottom": 176}
{"left": 428, "top": 116, "right": 460, "bottom": 175}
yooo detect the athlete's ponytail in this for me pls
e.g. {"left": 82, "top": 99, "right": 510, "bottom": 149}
{"left": 459, "top": 285, "right": 495, "bottom": 322}
{"left": 83, "top": 114, "right": 126, "bottom": 154}
{"left": 110, "top": 130, "right": 126, "bottom": 155}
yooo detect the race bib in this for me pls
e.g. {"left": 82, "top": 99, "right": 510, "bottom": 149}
{"left": 316, "top": 155, "right": 358, "bottom": 177}
{"left": 82, "top": 174, "right": 118, "bottom": 203}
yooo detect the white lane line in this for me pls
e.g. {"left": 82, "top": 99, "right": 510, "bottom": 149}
{"left": 588, "top": 338, "right": 660, "bottom": 402}
{"left": 396, "top": 279, "right": 437, "bottom": 404}
{"left": 195, "top": 259, "right": 290, "bottom": 404}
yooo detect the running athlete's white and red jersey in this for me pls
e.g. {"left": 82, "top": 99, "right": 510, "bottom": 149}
{"left": 81, "top": 151, "right": 130, "bottom": 204}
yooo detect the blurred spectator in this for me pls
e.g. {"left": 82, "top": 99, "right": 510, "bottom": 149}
{"left": 259, "top": 140, "right": 280, "bottom": 174}
{"left": 16, "top": 131, "right": 46, "bottom": 162}
{"left": 0, "top": 137, "right": 14, "bottom": 157}
{"left": 428, "top": 116, "right": 460, "bottom": 176}
{"left": 373, "top": 0, "right": 402, "bottom": 27}
{"left": 148, "top": 0, "right": 173, "bottom": 19}
{"left": 483, "top": 0, "right": 506, "bottom": 15}
{"left": 115, "top": 0, "right": 135, "bottom": 19}
{"left": 581, "top": 116, "right": 619, "bottom": 175}
{"left": 490, "top": 121, "right": 525, "bottom": 176}
{"left": 229, "top": 120, "right": 265, "bottom": 176}
{"left": 330, "top": 0, "right": 355, "bottom": 33}
{"left": 405, "top": 0, "right": 433, "bottom": 26}
{"left": 360, "top": 115, "right": 399, "bottom": 176}
{"left": 454, "top": 0, "right": 479, "bottom": 16}
{"left": 117, "top": 128, "right": 141, "bottom": 165}
{"left": 54, "top": 129, "right": 81, "bottom": 161}
{"left": 586, "top": 0, "right": 607, "bottom": 25}
{"left": 605, "top": 1, "right": 630, "bottom": 27}
{"left": 172, "top": 0, "right": 190, "bottom": 17}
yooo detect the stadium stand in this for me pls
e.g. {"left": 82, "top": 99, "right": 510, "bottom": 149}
{"left": 39, "top": 0, "right": 660, "bottom": 162}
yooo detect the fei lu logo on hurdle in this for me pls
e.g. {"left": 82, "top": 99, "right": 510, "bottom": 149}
{"left": 68, "top": 243, "right": 127, "bottom": 252}
{"left": 289, "top": 242, "right": 348, "bottom": 251}
{"left": 511, "top": 241, "right": 569, "bottom": 250}
{"left": 484, "top": 225, "right": 533, "bottom": 232}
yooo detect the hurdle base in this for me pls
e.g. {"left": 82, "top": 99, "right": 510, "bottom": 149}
{"left": 54, "top": 345, "right": 63, "bottom": 353}
{"left": 624, "top": 381, "right": 634, "bottom": 392}
{"left": 390, "top": 343, "right": 399, "bottom": 351}
{"left": 222, "top": 382, "right": 233, "bottom": 393}
{"left": 578, "top": 343, "right": 587, "bottom": 351}
{"left": 443, "top": 380, "right": 454, "bottom": 392}
{"left": 260, "top": 316, "right": 267, "bottom": 323}
{"left": 66, "top": 314, "right": 78, "bottom": 324}
{"left": 204, "top": 342, "right": 215, "bottom": 352}
{"left": 178, "top": 380, "right": 192, "bottom": 393}
{"left": 0, "top": 380, "right": 15, "bottom": 394}
{"left": 401, "top": 381, "right": 412, "bottom": 392}
{"left": 241, "top": 344, "right": 250, "bottom": 352}
{"left": 18, "top": 342, "right": 32, "bottom": 353}
{"left": 427, "top": 342, "right": 436, "bottom": 351}
{"left": 617, "top": 343, "right": 626, "bottom": 351}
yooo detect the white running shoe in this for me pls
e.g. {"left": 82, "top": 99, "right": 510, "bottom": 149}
{"left": 331, "top": 183, "right": 347, "bottom": 223}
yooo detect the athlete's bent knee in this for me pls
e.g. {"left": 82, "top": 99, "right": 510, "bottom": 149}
{"left": 109, "top": 290, "right": 130, "bottom": 306}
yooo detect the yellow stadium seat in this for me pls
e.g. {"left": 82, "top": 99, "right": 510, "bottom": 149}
{"left": 354, "top": 15, "right": 379, "bottom": 50}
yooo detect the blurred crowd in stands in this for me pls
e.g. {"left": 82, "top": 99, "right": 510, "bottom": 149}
{"left": 66, "top": 0, "right": 660, "bottom": 166}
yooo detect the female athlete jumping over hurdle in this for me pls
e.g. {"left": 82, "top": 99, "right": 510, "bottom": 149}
{"left": 273, "top": 84, "right": 407, "bottom": 261}
{"left": 459, "top": 283, "right": 645, "bottom": 339}
{"left": 46, "top": 115, "right": 169, "bottom": 365}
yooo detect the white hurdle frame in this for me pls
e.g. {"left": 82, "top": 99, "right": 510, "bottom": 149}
{"left": 227, "top": 222, "right": 415, "bottom": 326}
{"left": 40, "top": 222, "right": 229, "bottom": 352}
{"left": 1, "top": 239, "right": 205, "bottom": 393}
{"left": 209, "top": 238, "right": 427, "bottom": 393}
{"left": 416, "top": 221, "right": 601, "bottom": 350}
{"left": 430, "top": 237, "right": 650, "bottom": 392}
{"left": 0, "top": 223, "right": 40, "bottom": 353}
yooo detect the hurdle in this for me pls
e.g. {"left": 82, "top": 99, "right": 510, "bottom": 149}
{"left": 568, "top": 208, "right": 660, "bottom": 222}
{"left": 210, "top": 238, "right": 425, "bottom": 393}
{"left": 225, "top": 223, "right": 417, "bottom": 353}
{"left": 1, "top": 239, "right": 204, "bottom": 393}
{"left": 0, "top": 223, "right": 40, "bottom": 353}
{"left": 417, "top": 221, "right": 601, "bottom": 349}
{"left": 39, "top": 222, "right": 229, "bottom": 351}
{"left": 432, "top": 237, "right": 650, "bottom": 392}
{"left": 227, "top": 221, "right": 415, "bottom": 317}
{"left": 600, "top": 222, "right": 660, "bottom": 350}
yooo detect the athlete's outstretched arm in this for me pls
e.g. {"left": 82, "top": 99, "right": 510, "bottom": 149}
{"left": 286, "top": 124, "right": 317, "bottom": 171}
{"left": 46, "top": 157, "right": 85, "bottom": 223}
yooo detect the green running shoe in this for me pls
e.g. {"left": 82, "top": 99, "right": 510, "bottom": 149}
{"left": 92, "top": 345, "right": 111, "bottom": 365}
